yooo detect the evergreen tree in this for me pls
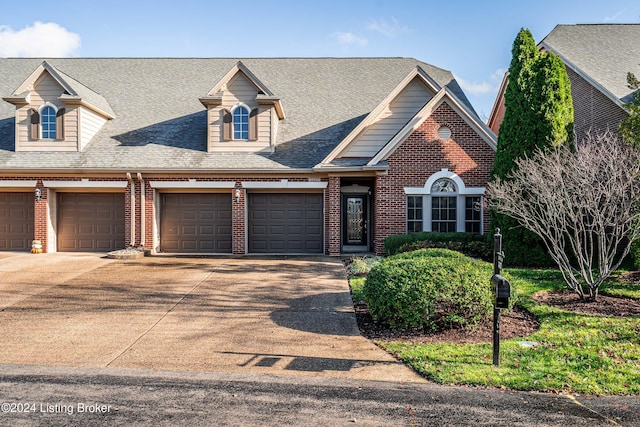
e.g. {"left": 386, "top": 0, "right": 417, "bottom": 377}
{"left": 620, "top": 71, "right": 640, "bottom": 148}
{"left": 491, "top": 28, "right": 574, "bottom": 267}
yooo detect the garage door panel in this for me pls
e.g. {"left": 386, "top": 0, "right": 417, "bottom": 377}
{"left": 0, "top": 192, "right": 34, "bottom": 251}
{"left": 248, "top": 193, "right": 323, "bottom": 254}
{"left": 58, "top": 193, "right": 125, "bottom": 252}
{"left": 160, "top": 193, "right": 232, "bottom": 253}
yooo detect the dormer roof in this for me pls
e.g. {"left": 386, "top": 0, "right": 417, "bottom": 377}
{"left": 200, "top": 61, "right": 285, "bottom": 119}
{"left": 2, "top": 60, "right": 115, "bottom": 119}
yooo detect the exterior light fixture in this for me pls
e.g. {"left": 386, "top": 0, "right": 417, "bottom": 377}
{"left": 235, "top": 188, "right": 241, "bottom": 203}
{"left": 34, "top": 187, "right": 42, "bottom": 202}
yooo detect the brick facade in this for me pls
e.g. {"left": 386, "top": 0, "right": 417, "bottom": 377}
{"left": 373, "top": 102, "right": 494, "bottom": 254}
{"left": 567, "top": 67, "right": 629, "bottom": 142}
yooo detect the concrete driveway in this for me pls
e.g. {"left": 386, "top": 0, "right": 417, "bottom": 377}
{"left": 0, "top": 253, "right": 423, "bottom": 383}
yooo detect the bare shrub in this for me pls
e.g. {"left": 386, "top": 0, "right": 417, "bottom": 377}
{"left": 487, "top": 131, "right": 640, "bottom": 300}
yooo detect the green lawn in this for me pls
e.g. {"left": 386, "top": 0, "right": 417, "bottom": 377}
{"left": 350, "top": 269, "right": 640, "bottom": 395}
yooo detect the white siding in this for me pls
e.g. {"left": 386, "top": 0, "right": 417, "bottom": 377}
{"left": 79, "top": 107, "right": 107, "bottom": 150}
{"left": 340, "top": 77, "right": 434, "bottom": 158}
{"left": 208, "top": 72, "right": 274, "bottom": 152}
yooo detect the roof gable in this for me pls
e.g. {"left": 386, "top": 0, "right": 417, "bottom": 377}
{"left": 322, "top": 66, "right": 441, "bottom": 164}
{"left": 3, "top": 61, "right": 115, "bottom": 118}
{"left": 366, "top": 87, "right": 496, "bottom": 166}
{"left": 201, "top": 61, "right": 285, "bottom": 119}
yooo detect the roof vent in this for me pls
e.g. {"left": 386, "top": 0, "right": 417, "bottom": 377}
{"left": 438, "top": 126, "right": 452, "bottom": 140}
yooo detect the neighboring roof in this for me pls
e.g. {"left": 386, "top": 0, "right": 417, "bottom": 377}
{"left": 540, "top": 24, "right": 640, "bottom": 105}
{"left": 0, "top": 57, "right": 476, "bottom": 172}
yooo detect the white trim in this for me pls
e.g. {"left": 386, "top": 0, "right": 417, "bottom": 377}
{"left": 403, "top": 169, "right": 485, "bottom": 195}
{"left": 368, "top": 88, "right": 497, "bottom": 166}
{"left": 242, "top": 181, "right": 328, "bottom": 189}
{"left": 404, "top": 170, "right": 486, "bottom": 234}
{"left": 42, "top": 180, "right": 128, "bottom": 189}
{"left": 38, "top": 102, "right": 58, "bottom": 114}
{"left": 320, "top": 66, "right": 441, "bottom": 165}
{"left": 149, "top": 181, "right": 236, "bottom": 189}
{"left": 0, "top": 180, "right": 38, "bottom": 188}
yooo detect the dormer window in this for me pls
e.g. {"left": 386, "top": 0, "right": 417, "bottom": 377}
{"left": 233, "top": 105, "right": 249, "bottom": 140}
{"left": 41, "top": 105, "right": 57, "bottom": 139}
{"left": 29, "top": 103, "right": 65, "bottom": 140}
{"left": 222, "top": 104, "right": 258, "bottom": 141}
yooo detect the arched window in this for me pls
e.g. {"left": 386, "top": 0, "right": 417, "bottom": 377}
{"left": 404, "top": 169, "right": 486, "bottom": 234}
{"left": 233, "top": 106, "right": 249, "bottom": 140}
{"left": 41, "top": 105, "right": 57, "bottom": 139}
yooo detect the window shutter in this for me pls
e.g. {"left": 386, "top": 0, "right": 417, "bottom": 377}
{"left": 222, "top": 109, "right": 232, "bottom": 141}
{"left": 55, "top": 108, "right": 65, "bottom": 140}
{"left": 30, "top": 108, "right": 40, "bottom": 140}
{"left": 249, "top": 108, "right": 259, "bottom": 141}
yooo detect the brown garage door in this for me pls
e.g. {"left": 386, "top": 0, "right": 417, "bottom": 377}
{"left": 160, "top": 193, "right": 232, "bottom": 253}
{"left": 248, "top": 193, "right": 323, "bottom": 254}
{"left": 57, "top": 193, "right": 125, "bottom": 252}
{"left": 0, "top": 192, "right": 34, "bottom": 251}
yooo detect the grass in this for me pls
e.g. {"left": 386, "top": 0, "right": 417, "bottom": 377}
{"left": 351, "top": 269, "right": 640, "bottom": 395}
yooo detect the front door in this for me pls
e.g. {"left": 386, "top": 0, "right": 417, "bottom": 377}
{"left": 343, "top": 195, "right": 367, "bottom": 246}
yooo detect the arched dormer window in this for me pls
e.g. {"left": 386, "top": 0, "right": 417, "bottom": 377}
{"left": 221, "top": 104, "right": 259, "bottom": 142}
{"left": 41, "top": 105, "right": 57, "bottom": 139}
{"left": 232, "top": 105, "right": 249, "bottom": 140}
{"left": 30, "top": 103, "right": 65, "bottom": 140}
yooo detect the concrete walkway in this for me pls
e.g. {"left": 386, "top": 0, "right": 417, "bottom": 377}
{"left": 0, "top": 253, "right": 423, "bottom": 383}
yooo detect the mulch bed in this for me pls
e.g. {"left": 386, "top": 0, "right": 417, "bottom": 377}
{"left": 354, "top": 302, "right": 540, "bottom": 344}
{"left": 352, "top": 279, "right": 640, "bottom": 344}
{"left": 532, "top": 290, "right": 640, "bottom": 317}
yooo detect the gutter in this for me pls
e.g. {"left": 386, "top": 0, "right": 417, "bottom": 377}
{"left": 126, "top": 173, "right": 135, "bottom": 248}
{"left": 137, "top": 173, "right": 145, "bottom": 246}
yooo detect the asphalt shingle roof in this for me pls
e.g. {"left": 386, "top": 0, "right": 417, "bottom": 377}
{"left": 540, "top": 24, "right": 640, "bottom": 104}
{"left": 0, "top": 57, "right": 474, "bottom": 172}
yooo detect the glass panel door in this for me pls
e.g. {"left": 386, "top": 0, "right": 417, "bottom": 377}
{"left": 344, "top": 195, "right": 367, "bottom": 245}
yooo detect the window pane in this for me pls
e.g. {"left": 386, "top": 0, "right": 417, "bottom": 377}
{"left": 233, "top": 107, "right": 249, "bottom": 139}
{"left": 432, "top": 196, "right": 456, "bottom": 233}
{"left": 41, "top": 106, "right": 56, "bottom": 139}
{"left": 406, "top": 196, "right": 423, "bottom": 233}
{"left": 465, "top": 196, "right": 481, "bottom": 234}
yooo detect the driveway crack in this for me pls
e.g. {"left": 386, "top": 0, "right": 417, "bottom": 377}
{"left": 105, "top": 262, "right": 226, "bottom": 367}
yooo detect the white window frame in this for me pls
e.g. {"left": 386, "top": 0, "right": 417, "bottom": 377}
{"left": 230, "top": 102, "right": 250, "bottom": 140}
{"left": 38, "top": 102, "right": 58, "bottom": 140}
{"left": 404, "top": 169, "right": 485, "bottom": 234}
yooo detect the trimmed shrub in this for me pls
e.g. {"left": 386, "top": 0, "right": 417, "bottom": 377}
{"left": 389, "top": 248, "right": 468, "bottom": 261}
{"left": 345, "top": 256, "right": 384, "bottom": 276}
{"left": 384, "top": 232, "right": 492, "bottom": 260}
{"left": 363, "top": 253, "right": 495, "bottom": 330}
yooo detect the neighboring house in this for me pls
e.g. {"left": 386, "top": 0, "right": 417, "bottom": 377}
{"left": 0, "top": 58, "right": 496, "bottom": 255}
{"left": 489, "top": 24, "right": 640, "bottom": 141}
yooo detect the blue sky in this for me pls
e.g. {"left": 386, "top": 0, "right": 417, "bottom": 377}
{"left": 1, "top": 0, "right": 639, "bottom": 120}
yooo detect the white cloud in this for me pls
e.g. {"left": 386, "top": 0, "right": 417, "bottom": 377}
{"left": 0, "top": 22, "right": 80, "bottom": 57}
{"left": 456, "top": 68, "right": 506, "bottom": 95}
{"left": 367, "top": 17, "right": 408, "bottom": 38}
{"left": 604, "top": 8, "right": 627, "bottom": 22}
{"left": 333, "top": 31, "right": 368, "bottom": 46}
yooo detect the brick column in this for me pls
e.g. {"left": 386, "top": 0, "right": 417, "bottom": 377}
{"left": 232, "top": 183, "right": 246, "bottom": 254}
{"left": 33, "top": 183, "right": 48, "bottom": 253}
{"left": 327, "top": 176, "right": 341, "bottom": 256}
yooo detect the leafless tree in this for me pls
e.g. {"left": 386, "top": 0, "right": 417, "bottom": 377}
{"left": 487, "top": 131, "right": 640, "bottom": 300}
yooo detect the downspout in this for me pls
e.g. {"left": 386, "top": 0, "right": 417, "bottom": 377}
{"left": 137, "top": 173, "right": 145, "bottom": 246}
{"left": 126, "top": 173, "right": 135, "bottom": 248}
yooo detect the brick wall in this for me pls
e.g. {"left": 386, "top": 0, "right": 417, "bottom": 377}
{"left": 326, "top": 177, "right": 341, "bottom": 255}
{"left": 373, "top": 102, "right": 495, "bottom": 254}
{"left": 566, "top": 67, "right": 628, "bottom": 142}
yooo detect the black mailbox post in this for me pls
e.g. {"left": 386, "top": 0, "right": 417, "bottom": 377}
{"left": 491, "top": 274, "right": 510, "bottom": 309}
{"left": 492, "top": 229, "right": 510, "bottom": 366}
